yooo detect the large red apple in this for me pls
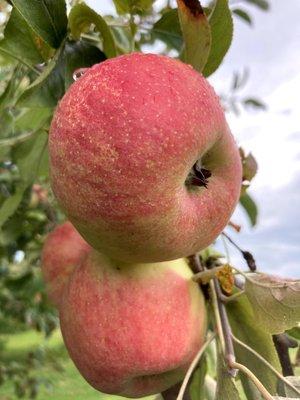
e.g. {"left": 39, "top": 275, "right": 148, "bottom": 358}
{"left": 49, "top": 53, "right": 242, "bottom": 263}
{"left": 60, "top": 251, "right": 206, "bottom": 397}
{"left": 41, "top": 221, "right": 90, "bottom": 307}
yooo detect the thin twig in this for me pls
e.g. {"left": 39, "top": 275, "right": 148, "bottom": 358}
{"left": 233, "top": 267, "right": 294, "bottom": 289}
{"left": 209, "top": 279, "right": 225, "bottom": 355}
{"left": 188, "top": 254, "right": 204, "bottom": 273}
{"left": 222, "top": 231, "right": 257, "bottom": 271}
{"left": 0, "top": 131, "right": 36, "bottom": 148}
{"left": 229, "top": 362, "right": 273, "bottom": 400}
{"left": 192, "top": 266, "right": 224, "bottom": 283}
{"left": 221, "top": 233, "right": 231, "bottom": 263}
{"left": 218, "top": 290, "right": 244, "bottom": 303}
{"left": 176, "top": 333, "right": 216, "bottom": 400}
{"left": 232, "top": 334, "right": 300, "bottom": 396}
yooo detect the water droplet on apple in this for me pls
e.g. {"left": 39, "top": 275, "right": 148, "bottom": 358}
{"left": 73, "top": 68, "right": 88, "bottom": 81}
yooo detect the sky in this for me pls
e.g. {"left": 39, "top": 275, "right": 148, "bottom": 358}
{"left": 88, "top": 0, "right": 300, "bottom": 278}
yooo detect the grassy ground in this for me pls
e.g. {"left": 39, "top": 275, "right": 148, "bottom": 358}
{"left": 0, "top": 329, "right": 139, "bottom": 400}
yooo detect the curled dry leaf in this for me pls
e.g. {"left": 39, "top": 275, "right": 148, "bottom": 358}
{"left": 245, "top": 273, "right": 300, "bottom": 334}
{"left": 216, "top": 264, "right": 235, "bottom": 294}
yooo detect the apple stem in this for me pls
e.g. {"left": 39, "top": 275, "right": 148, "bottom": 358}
{"left": 273, "top": 333, "right": 297, "bottom": 377}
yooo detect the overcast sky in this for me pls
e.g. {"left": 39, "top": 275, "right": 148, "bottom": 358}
{"left": 88, "top": 0, "right": 300, "bottom": 278}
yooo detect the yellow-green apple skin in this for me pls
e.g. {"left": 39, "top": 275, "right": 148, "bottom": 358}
{"left": 49, "top": 52, "right": 242, "bottom": 263}
{"left": 60, "top": 251, "right": 206, "bottom": 397}
{"left": 41, "top": 221, "right": 90, "bottom": 307}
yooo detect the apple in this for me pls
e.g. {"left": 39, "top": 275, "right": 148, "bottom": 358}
{"left": 49, "top": 52, "right": 242, "bottom": 263}
{"left": 41, "top": 221, "right": 90, "bottom": 307}
{"left": 60, "top": 251, "right": 206, "bottom": 397}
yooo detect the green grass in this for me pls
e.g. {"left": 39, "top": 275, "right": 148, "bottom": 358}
{"left": 0, "top": 329, "right": 149, "bottom": 400}
{"left": 0, "top": 329, "right": 102, "bottom": 399}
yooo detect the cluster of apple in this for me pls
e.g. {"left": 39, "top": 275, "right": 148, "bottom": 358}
{"left": 42, "top": 53, "right": 242, "bottom": 397}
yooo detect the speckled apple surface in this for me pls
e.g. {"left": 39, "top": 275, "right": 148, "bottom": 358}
{"left": 41, "top": 221, "right": 90, "bottom": 307}
{"left": 60, "top": 253, "right": 206, "bottom": 397}
{"left": 49, "top": 53, "right": 242, "bottom": 263}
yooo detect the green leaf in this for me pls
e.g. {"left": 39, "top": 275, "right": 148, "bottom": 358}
{"left": 177, "top": 0, "right": 211, "bottom": 72}
{"left": 69, "top": 3, "right": 117, "bottom": 58}
{"left": 189, "top": 356, "right": 207, "bottom": 400}
{"left": 152, "top": 9, "right": 183, "bottom": 51}
{"left": 231, "top": 69, "right": 249, "bottom": 90}
{"left": 110, "top": 25, "right": 132, "bottom": 54}
{"left": 63, "top": 39, "right": 106, "bottom": 89}
{"left": 0, "top": 8, "right": 44, "bottom": 67}
{"left": 245, "top": 273, "right": 300, "bottom": 334}
{"left": 18, "top": 39, "right": 106, "bottom": 108}
{"left": 0, "top": 185, "right": 26, "bottom": 228}
{"left": 226, "top": 294, "right": 281, "bottom": 397}
{"left": 215, "top": 350, "right": 241, "bottom": 400}
{"left": 17, "top": 48, "right": 64, "bottom": 108}
{"left": 239, "top": 192, "right": 258, "bottom": 226}
{"left": 203, "top": 0, "right": 233, "bottom": 77}
{"left": 14, "top": 108, "right": 52, "bottom": 132}
{"left": 286, "top": 327, "right": 300, "bottom": 341}
{"left": 0, "top": 66, "right": 22, "bottom": 111}
{"left": 243, "top": 98, "right": 267, "bottom": 110}
{"left": 203, "top": 376, "right": 216, "bottom": 400}
{"left": 233, "top": 8, "right": 253, "bottom": 25}
{"left": 13, "top": 130, "right": 48, "bottom": 183}
{"left": 113, "top": 0, "right": 154, "bottom": 14}
{"left": 244, "top": 0, "right": 269, "bottom": 11}
{"left": 11, "top": 0, "right": 67, "bottom": 48}
{"left": 0, "top": 129, "right": 49, "bottom": 227}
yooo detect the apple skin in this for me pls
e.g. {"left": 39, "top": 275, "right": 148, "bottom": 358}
{"left": 41, "top": 221, "right": 90, "bottom": 307}
{"left": 49, "top": 52, "right": 242, "bottom": 263}
{"left": 60, "top": 251, "right": 206, "bottom": 397}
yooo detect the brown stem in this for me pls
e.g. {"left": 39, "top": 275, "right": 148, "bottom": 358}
{"left": 228, "top": 220, "right": 241, "bottom": 233}
{"left": 273, "top": 333, "right": 295, "bottom": 376}
{"left": 214, "top": 279, "right": 237, "bottom": 376}
{"left": 187, "top": 254, "right": 204, "bottom": 273}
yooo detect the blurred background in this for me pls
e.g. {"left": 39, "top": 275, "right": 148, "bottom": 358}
{"left": 0, "top": 0, "right": 299, "bottom": 399}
